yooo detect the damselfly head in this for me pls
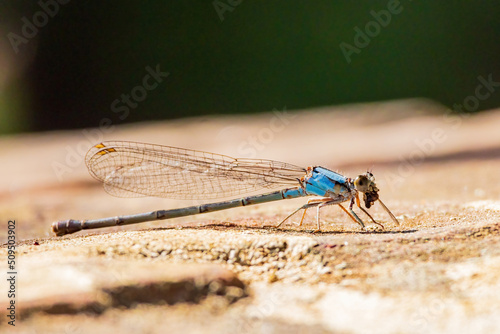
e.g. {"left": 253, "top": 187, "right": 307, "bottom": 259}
{"left": 354, "top": 172, "right": 379, "bottom": 208}
{"left": 354, "top": 172, "right": 400, "bottom": 226}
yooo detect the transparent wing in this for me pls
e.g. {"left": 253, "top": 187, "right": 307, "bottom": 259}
{"left": 85, "top": 141, "right": 306, "bottom": 199}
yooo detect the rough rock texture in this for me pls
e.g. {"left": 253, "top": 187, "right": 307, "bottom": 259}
{"left": 1, "top": 100, "right": 500, "bottom": 333}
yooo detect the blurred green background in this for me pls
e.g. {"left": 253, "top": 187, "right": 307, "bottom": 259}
{"left": 0, "top": 1, "right": 499, "bottom": 134}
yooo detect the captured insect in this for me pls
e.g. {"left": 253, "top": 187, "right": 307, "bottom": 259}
{"left": 52, "top": 141, "right": 399, "bottom": 236}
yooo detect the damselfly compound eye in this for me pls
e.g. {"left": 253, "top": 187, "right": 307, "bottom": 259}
{"left": 354, "top": 175, "right": 370, "bottom": 192}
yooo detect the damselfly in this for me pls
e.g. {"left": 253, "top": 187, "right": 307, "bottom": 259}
{"left": 52, "top": 141, "right": 399, "bottom": 236}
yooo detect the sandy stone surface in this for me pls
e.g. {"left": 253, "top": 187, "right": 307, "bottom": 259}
{"left": 1, "top": 99, "right": 500, "bottom": 333}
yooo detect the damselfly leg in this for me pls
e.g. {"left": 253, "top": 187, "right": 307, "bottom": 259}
{"left": 352, "top": 194, "right": 385, "bottom": 229}
{"left": 277, "top": 197, "right": 370, "bottom": 231}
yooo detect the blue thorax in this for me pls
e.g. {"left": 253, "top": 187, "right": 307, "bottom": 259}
{"left": 303, "top": 166, "right": 351, "bottom": 197}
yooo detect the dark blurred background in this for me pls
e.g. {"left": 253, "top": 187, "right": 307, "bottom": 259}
{"left": 0, "top": 1, "right": 499, "bottom": 134}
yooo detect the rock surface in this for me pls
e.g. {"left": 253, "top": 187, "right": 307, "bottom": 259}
{"left": 1, "top": 99, "right": 500, "bottom": 333}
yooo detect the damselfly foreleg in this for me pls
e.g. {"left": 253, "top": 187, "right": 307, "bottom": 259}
{"left": 349, "top": 195, "right": 384, "bottom": 229}
{"left": 337, "top": 203, "right": 365, "bottom": 229}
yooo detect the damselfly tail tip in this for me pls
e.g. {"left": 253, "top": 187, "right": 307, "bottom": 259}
{"left": 52, "top": 219, "right": 83, "bottom": 236}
